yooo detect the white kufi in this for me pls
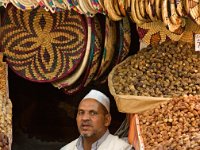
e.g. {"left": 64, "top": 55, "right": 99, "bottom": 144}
{"left": 82, "top": 89, "right": 110, "bottom": 112}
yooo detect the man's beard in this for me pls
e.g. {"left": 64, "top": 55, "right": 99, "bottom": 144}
{"left": 81, "top": 132, "right": 95, "bottom": 138}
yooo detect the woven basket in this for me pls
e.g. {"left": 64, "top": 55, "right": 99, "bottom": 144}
{"left": 52, "top": 16, "right": 92, "bottom": 88}
{"left": 180, "top": 18, "right": 200, "bottom": 43}
{"left": 94, "top": 16, "right": 131, "bottom": 84}
{"left": 64, "top": 15, "right": 102, "bottom": 94}
{"left": 0, "top": 6, "right": 87, "bottom": 82}
{"left": 137, "top": 20, "right": 184, "bottom": 47}
{"left": 108, "top": 56, "right": 171, "bottom": 113}
{"left": 94, "top": 17, "right": 117, "bottom": 80}
{"left": 119, "top": 16, "right": 131, "bottom": 62}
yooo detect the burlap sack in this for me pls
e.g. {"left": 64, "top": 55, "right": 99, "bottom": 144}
{"left": 108, "top": 57, "right": 171, "bottom": 113}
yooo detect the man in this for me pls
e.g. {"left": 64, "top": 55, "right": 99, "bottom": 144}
{"left": 60, "top": 89, "right": 133, "bottom": 150}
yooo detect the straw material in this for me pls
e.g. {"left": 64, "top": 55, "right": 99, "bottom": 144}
{"left": 84, "top": 15, "right": 102, "bottom": 86}
{"left": 95, "top": 17, "right": 130, "bottom": 84}
{"left": 137, "top": 20, "right": 184, "bottom": 46}
{"left": 94, "top": 17, "right": 116, "bottom": 80}
{"left": 64, "top": 16, "right": 102, "bottom": 94}
{"left": 121, "top": 17, "right": 131, "bottom": 60}
{"left": 52, "top": 17, "right": 92, "bottom": 88}
{"left": 108, "top": 56, "right": 171, "bottom": 113}
{"left": 118, "top": 16, "right": 131, "bottom": 63}
{"left": 10, "top": 0, "right": 38, "bottom": 10}
{"left": 0, "top": 53, "right": 8, "bottom": 98}
{"left": 180, "top": 18, "right": 200, "bottom": 43}
{"left": 97, "top": 19, "right": 124, "bottom": 84}
{"left": 64, "top": 25, "right": 95, "bottom": 94}
{"left": 0, "top": 6, "right": 87, "bottom": 82}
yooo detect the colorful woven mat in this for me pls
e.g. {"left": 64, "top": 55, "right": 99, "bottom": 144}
{"left": 137, "top": 20, "right": 184, "bottom": 47}
{"left": 120, "top": 16, "right": 131, "bottom": 62}
{"left": 116, "top": 16, "right": 131, "bottom": 64}
{"left": 10, "top": 0, "right": 39, "bottom": 10}
{"left": 95, "top": 16, "right": 131, "bottom": 84}
{"left": 63, "top": 18, "right": 95, "bottom": 95}
{"left": 84, "top": 15, "right": 102, "bottom": 87}
{"left": 0, "top": 5, "right": 87, "bottom": 82}
{"left": 93, "top": 17, "right": 117, "bottom": 80}
{"left": 64, "top": 15, "right": 102, "bottom": 95}
{"left": 52, "top": 17, "right": 92, "bottom": 88}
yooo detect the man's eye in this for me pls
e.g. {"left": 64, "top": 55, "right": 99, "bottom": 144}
{"left": 78, "top": 111, "right": 84, "bottom": 115}
{"left": 90, "top": 111, "right": 97, "bottom": 116}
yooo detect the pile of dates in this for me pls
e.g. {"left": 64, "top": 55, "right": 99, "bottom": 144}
{"left": 138, "top": 96, "right": 200, "bottom": 150}
{"left": 112, "top": 41, "right": 200, "bottom": 97}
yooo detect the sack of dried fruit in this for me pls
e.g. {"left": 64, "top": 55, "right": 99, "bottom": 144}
{"left": 129, "top": 96, "right": 200, "bottom": 150}
{"left": 108, "top": 41, "right": 200, "bottom": 113}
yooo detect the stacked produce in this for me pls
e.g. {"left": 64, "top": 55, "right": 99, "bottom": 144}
{"left": 0, "top": 54, "right": 12, "bottom": 150}
{"left": 138, "top": 96, "right": 200, "bottom": 150}
{"left": 112, "top": 41, "right": 200, "bottom": 97}
{"left": 110, "top": 41, "right": 200, "bottom": 148}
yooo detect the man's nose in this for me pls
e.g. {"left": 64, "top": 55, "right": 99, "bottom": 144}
{"left": 81, "top": 113, "right": 90, "bottom": 120}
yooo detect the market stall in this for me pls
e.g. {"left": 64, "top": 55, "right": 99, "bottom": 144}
{"left": 0, "top": 0, "right": 200, "bottom": 150}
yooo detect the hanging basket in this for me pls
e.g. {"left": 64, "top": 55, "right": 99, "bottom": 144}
{"left": 0, "top": 5, "right": 88, "bottom": 82}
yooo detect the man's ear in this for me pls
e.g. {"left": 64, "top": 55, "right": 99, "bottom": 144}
{"left": 104, "top": 113, "right": 111, "bottom": 127}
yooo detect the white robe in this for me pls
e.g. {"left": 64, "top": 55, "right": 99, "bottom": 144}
{"left": 60, "top": 134, "right": 132, "bottom": 150}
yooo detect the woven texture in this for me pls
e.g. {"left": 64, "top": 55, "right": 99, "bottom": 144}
{"left": 94, "top": 17, "right": 116, "bottom": 80}
{"left": 95, "top": 17, "right": 131, "bottom": 84}
{"left": 120, "top": 16, "right": 131, "bottom": 62}
{"left": 0, "top": 6, "right": 87, "bottom": 82}
{"left": 137, "top": 20, "right": 184, "bottom": 47}
{"left": 180, "top": 18, "right": 200, "bottom": 43}
{"left": 84, "top": 15, "right": 102, "bottom": 87}
{"left": 52, "top": 17, "right": 92, "bottom": 88}
{"left": 64, "top": 16, "right": 102, "bottom": 94}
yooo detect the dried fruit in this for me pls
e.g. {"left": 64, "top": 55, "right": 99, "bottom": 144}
{"left": 138, "top": 96, "right": 200, "bottom": 149}
{"left": 112, "top": 41, "right": 200, "bottom": 97}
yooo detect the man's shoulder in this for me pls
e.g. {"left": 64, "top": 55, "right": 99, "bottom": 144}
{"left": 60, "top": 139, "right": 78, "bottom": 150}
{"left": 100, "top": 134, "right": 133, "bottom": 150}
{"left": 107, "top": 134, "right": 127, "bottom": 143}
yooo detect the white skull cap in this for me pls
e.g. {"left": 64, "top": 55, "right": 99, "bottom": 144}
{"left": 83, "top": 89, "right": 110, "bottom": 112}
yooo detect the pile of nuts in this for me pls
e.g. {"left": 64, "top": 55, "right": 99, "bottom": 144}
{"left": 112, "top": 41, "right": 200, "bottom": 97}
{"left": 0, "top": 55, "right": 12, "bottom": 150}
{"left": 138, "top": 96, "right": 200, "bottom": 150}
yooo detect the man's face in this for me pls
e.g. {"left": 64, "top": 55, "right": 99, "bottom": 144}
{"left": 76, "top": 99, "right": 111, "bottom": 140}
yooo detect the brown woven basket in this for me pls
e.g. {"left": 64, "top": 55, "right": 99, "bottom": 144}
{"left": 0, "top": 6, "right": 87, "bottom": 82}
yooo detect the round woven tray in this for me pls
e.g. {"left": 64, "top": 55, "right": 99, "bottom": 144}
{"left": 0, "top": 6, "right": 87, "bottom": 82}
{"left": 137, "top": 20, "right": 184, "bottom": 47}
{"left": 52, "top": 16, "right": 92, "bottom": 88}
{"left": 93, "top": 17, "right": 117, "bottom": 80}
{"left": 64, "top": 15, "right": 102, "bottom": 94}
